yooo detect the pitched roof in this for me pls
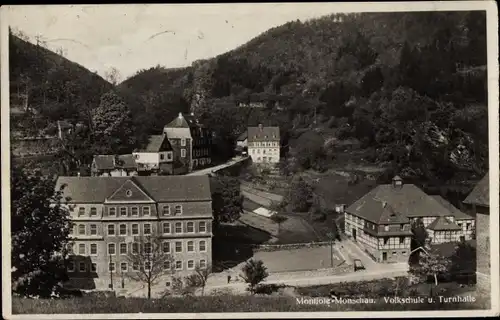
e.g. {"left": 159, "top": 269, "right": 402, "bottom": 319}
{"left": 430, "top": 196, "right": 473, "bottom": 220}
{"left": 248, "top": 126, "right": 280, "bottom": 142}
{"left": 55, "top": 176, "right": 212, "bottom": 203}
{"left": 165, "top": 113, "right": 204, "bottom": 129}
{"left": 346, "top": 183, "right": 462, "bottom": 223}
{"left": 135, "top": 135, "right": 172, "bottom": 152}
{"left": 93, "top": 154, "right": 137, "bottom": 170}
{"left": 427, "top": 216, "right": 462, "bottom": 231}
{"left": 463, "top": 172, "right": 489, "bottom": 207}
{"left": 237, "top": 131, "right": 248, "bottom": 141}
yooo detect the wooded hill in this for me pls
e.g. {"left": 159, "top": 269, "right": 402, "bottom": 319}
{"left": 10, "top": 11, "right": 489, "bottom": 184}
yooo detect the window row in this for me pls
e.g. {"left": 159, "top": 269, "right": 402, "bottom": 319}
{"left": 250, "top": 148, "right": 278, "bottom": 155}
{"left": 193, "top": 148, "right": 210, "bottom": 157}
{"left": 66, "top": 259, "right": 208, "bottom": 273}
{"left": 69, "top": 240, "right": 208, "bottom": 256}
{"left": 107, "top": 206, "right": 151, "bottom": 217}
{"left": 159, "top": 152, "right": 173, "bottom": 161}
{"left": 250, "top": 141, "right": 278, "bottom": 147}
{"left": 193, "top": 158, "right": 211, "bottom": 167}
{"left": 456, "top": 222, "right": 473, "bottom": 230}
{"left": 72, "top": 220, "right": 206, "bottom": 236}
{"left": 161, "top": 221, "right": 207, "bottom": 234}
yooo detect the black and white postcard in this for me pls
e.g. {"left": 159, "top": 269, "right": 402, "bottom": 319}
{"left": 1, "top": 2, "right": 498, "bottom": 319}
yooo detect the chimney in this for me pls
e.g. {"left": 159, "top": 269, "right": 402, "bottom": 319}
{"left": 258, "top": 123, "right": 263, "bottom": 131}
{"left": 178, "top": 112, "right": 183, "bottom": 119}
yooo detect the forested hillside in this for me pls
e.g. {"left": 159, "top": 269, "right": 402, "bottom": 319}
{"left": 122, "top": 11, "right": 487, "bottom": 184}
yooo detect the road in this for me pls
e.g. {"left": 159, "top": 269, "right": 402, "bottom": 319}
{"left": 186, "top": 156, "right": 248, "bottom": 176}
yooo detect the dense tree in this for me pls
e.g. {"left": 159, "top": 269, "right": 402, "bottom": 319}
{"left": 270, "top": 214, "right": 288, "bottom": 236}
{"left": 240, "top": 259, "right": 269, "bottom": 294}
{"left": 184, "top": 264, "right": 212, "bottom": 296}
{"left": 91, "top": 91, "right": 137, "bottom": 154}
{"left": 11, "top": 166, "right": 72, "bottom": 298}
{"left": 210, "top": 175, "right": 244, "bottom": 230}
{"left": 449, "top": 242, "right": 476, "bottom": 283}
{"left": 285, "top": 176, "right": 313, "bottom": 212}
{"left": 409, "top": 248, "right": 451, "bottom": 295}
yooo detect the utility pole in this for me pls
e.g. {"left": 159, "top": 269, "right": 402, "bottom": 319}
{"left": 327, "top": 232, "right": 335, "bottom": 267}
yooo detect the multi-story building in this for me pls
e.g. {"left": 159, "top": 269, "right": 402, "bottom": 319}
{"left": 345, "top": 176, "right": 475, "bottom": 263}
{"left": 247, "top": 124, "right": 280, "bottom": 165}
{"left": 463, "top": 172, "right": 490, "bottom": 295}
{"left": 163, "top": 112, "right": 213, "bottom": 174}
{"left": 132, "top": 135, "right": 174, "bottom": 175}
{"left": 56, "top": 175, "right": 213, "bottom": 291}
{"left": 91, "top": 155, "right": 138, "bottom": 177}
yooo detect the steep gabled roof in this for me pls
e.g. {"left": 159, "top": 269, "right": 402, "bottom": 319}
{"left": 237, "top": 131, "right": 248, "bottom": 141}
{"left": 135, "top": 135, "right": 172, "bottom": 152}
{"left": 463, "top": 172, "right": 489, "bottom": 207}
{"left": 346, "top": 182, "right": 462, "bottom": 223}
{"left": 93, "top": 154, "right": 137, "bottom": 170}
{"left": 55, "top": 176, "right": 212, "bottom": 203}
{"left": 427, "top": 216, "right": 462, "bottom": 231}
{"left": 431, "top": 196, "right": 473, "bottom": 220}
{"left": 248, "top": 126, "right": 280, "bottom": 142}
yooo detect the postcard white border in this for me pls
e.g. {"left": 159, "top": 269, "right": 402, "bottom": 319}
{"left": 1, "top": 1, "right": 499, "bottom": 319}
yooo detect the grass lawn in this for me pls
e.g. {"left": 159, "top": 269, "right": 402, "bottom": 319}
{"left": 11, "top": 293, "right": 489, "bottom": 313}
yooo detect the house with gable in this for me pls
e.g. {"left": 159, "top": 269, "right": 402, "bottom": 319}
{"left": 345, "top": 176, "right": 475, "bottom": 263}
{"left": 55, "top": 175, "right": 213, "bottom": 291}
{"left": 91, "top": 155, "right": 138, "bottom": 177}
{"left": 132, "top": 134, "right": 174, "bottom": 175}
{"left": 463, "top": 172, "right": 490, "bottom": 294}
{"left": 247, "top": 124, "right": 280, "bottom": 165}
{"left": 163, "top": 112, "right": 213, "bottom": 174}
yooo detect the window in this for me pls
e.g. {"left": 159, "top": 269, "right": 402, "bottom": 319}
{"left": 73, "top": 225, "right": 77, "bottom": 235}
{"left": 132, "top": 224, "right": 139, "bottom": 235}
{"left": 400, "top": 224, "right": 405, "bottom": 231}
{"left": 163, "top": 260, "right": 171, "bottom": 270}
{"left": 78, "top": 207, "right": 85, "bottom": 217}
{"left": 90, "top": 224, "right": 97, "bottom": 235}
{"left": 162, "top": 205, "right": 171, "bottom": 216}
{"left": 132, "top": 243, "right": 139, "bottom": 254}
{"left": 67, "top": 243, "right": 74, "bottom": 255}
{"left": 175, "top": 260, "right": 183, "bottom": 270}
{"left": 175, "top": 241, "right": 182, "bottom": 253}
{"left": 199, "top": 259, "right": 206, "bottom": 269}
{"left": 187, "top": 241, "right": 194, "bottom": 252}
{"left": 79, "top": 224, "right": 86, "bottom": 235}
{"left": 383, "top": 238, "right": 389, "bottom": 245}
{"left": 120, "top": 207, "right": 127, "bottom": 217}
{"left": 143, "top": 206, "right": 150, "bottom": 216}
{"left": 90, "top": 207, "right": 97, "bottom": 216}
{"left": 144, "top": 243, "right": 152, "bottom": 254}
{"left": 163, "top": 222, "right": 171, "bottom": 234}
{"left": 163, "top": 241, "right": 170, "bottom": 253}
{"left": 119, "top": 224, "right": 127, "bottom": 236}
{"left": 90, "top": 243, "right": 98, "bottom": 255}
{"left": 402, "top": 251, "right": 407, "bottom": 255}
{"left": 160, "top": 154, "right": 165, "bottom": 160}
{"left": 132, "top": 262, "right": 139, "bottom": 271}
{"left": 121, "top": 262, "right": 128, "bottom": 272}
{"left": 199, "top": 221, "right": 207, "bottom": 233}
{"left": 79, "top": 262, "right": 86, "bottom": 272}
{"left": 144, "top": 223, "right": 151, "bottom": 235}
{"left": 108, "top": 224, "right": 115, "bottom": 236}
{"left": 466, "top": 223, "right": 471, "bottom": 230}
{"left": 67, "top": 261, "right": 75, "bottom": 272}
{"left": 399, "top": 237, "right": 405, "bottom": 244}
{"left": 108, "top": 243, "right": 116, "bottom": 255}
{"left": 187, "top": 222, "right": 194, "bottom": 233}
{"left": 167, "top": 152, "right": 173, "bottom": 161}
{"left": 91, "top": 263, "right": 97, "bottom": 272}
{"left": 175, "top": 222, "right": 182, "bottom": 233}
{"left": 181, "top": 149, "right": 186, "bottom": 158}
{"left": 199, "top": 240, "right": 206, "bottom": 252}
{"left": 78, "top": 243, "right": 86, "bottom": 255}
{"left": 392, "top": 251, "right": 397, "bottom": 255}
{"left": 174, "top": 205, "right": 182, "bottom": 215}
{"left": 131, "top": 207, "right": 139, "bottom": 216}
{"left": 109, "top": 207, "right": 116, "bottom": 217}
{"left": 187, "top": 260, "right": 195, "bottom": 270}
{"left": 181, "top": 138, "right": 186, "bottom": 146}
{"left": 109, "top": 263, "right": 115, "bottom": 272}
{"left": 120, "top": 243, "right": 127, "bottom": 255}
{"left": 145, "top": 261, "right": 151, "bottom": 271}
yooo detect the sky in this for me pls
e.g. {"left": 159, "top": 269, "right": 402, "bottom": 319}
{"left": 6, "top": 3, "right": 350, "bottom": 81}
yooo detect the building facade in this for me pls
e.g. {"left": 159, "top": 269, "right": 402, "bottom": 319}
{"left": 91, "top": 155, "right": 138, "bottom": 177}
{"left": 247, "top": 124, "right": 280, "bottom": 164}
{"left": 163, "top": 113, "right": 213, "bottom": 174}
{"left": 132, "top": 135, "right": 174, "bottom": 175}
{"left": 345, "top": 176, "right": 475, "bottom": 263}
{"left": 463, "top": 172, "right": 490, "bottom": 295}
{"left": 56, "top": 176, "right": 213, "bottom": 292}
